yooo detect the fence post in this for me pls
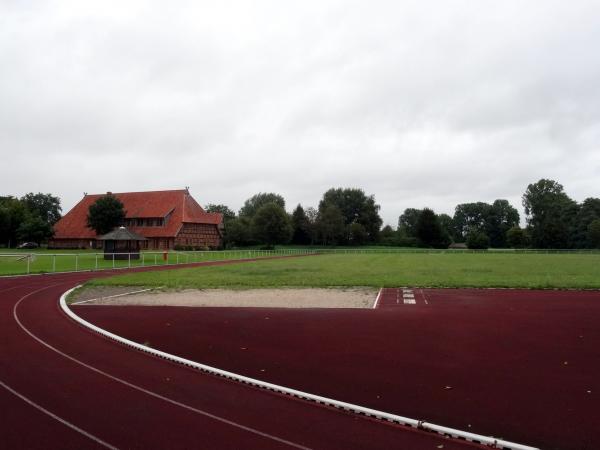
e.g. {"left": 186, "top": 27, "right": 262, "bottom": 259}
{"left": 52, "top": 255, "right": 56, "bottom": 272}
{"left": 128, "top": 253, "right": 131, "bottom": 268}
{"left": 95, "top": 254, "right": 98, "bottom": 270}
{"left": 142, "top": 253, "right": 145, "bottom": 267}
{"left": 176, "top": 253, "right": 179, "bottom": 265}
{"left": 112, "top": 253, "right": 115, "bottom": 269}
{"left": 154, "top": 254, "right": 157, "bottom": 266}
{"left": 75, "top": 255, "right": 78, "bottom": 272}
{"left": 27, "top": 255, "right": 30, "bottom": 274}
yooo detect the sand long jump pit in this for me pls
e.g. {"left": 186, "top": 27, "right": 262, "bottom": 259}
{"left": 71, "top": 287, "right": 378, "bottom": 309}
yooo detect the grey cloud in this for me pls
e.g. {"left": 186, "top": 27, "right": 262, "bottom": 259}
{"left": 1, "top": 1, "right": 599, "bottom": 227}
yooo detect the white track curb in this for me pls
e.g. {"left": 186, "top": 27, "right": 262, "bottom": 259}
{"left": 61, "top": 286, "right": 538, "bottom": 450}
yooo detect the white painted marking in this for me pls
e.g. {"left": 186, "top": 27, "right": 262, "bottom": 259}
{"left": 14, "top": 285, "right": 310, "bottom": 450}
{"left": 58, "top": 285, "right": 538, "bottom": 450}
{"left": 403, "top": 299, "right": 416, "bottom": 305}
{"left": 420, "top": 290, "right": 429, "bottom": 305}
{"left": 3, "top": 285, "right": 118, "bottom": 450}
{"left": 71, "top": 288, "right": 155, "bottom": 305}
{"left": 0, "top": 379, "right": 118, "bottom": 450}
{"left": 373, "top": 288, "right": 383, "bottom": 309}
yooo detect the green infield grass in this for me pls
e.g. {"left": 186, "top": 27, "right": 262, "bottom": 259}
{"left": 87, "top": 252, "right": 600, "bottom": 290}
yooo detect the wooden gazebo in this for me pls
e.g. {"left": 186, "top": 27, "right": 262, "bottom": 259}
{"left": 98, "top": 227, "right": 147, "bottom": 260}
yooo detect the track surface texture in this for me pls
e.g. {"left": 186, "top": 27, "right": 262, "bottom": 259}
{"left": 0, "top": 260, "right": 484, "bottom": 450}
{"left": 75, "top": 287, "right": 600, "bottom": 450}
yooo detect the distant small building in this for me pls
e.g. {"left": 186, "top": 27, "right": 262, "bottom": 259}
{"left": 49, "top": 189, "right": 223, "bottom": 250}
{"left": 448, "top": 242, "right": 468, "bottom": 249}
{"left": 98, "top": 227, "right": 147, "bottom": 259}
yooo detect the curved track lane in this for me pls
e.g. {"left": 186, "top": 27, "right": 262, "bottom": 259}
{"left": 0, "top": 262, "right": 483, "bottom": 450}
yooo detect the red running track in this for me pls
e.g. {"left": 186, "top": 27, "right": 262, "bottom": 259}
{"left": 0, "top": 260, "right": 482, "bottom": 450}
{"left": 74, "top": 287, "right": 600, "bottom": 450}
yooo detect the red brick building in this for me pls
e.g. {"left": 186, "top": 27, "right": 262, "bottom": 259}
{"left": 50, "top": 190, "right": 223, "bottom": 250}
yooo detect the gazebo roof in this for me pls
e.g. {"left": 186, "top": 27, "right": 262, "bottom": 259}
{"left": 98, "top": 227, "right": 147, "bottom": 241}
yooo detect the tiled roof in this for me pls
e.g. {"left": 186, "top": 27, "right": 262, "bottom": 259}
{"left": 97, "top": 227, "right": 147, "bottom": 241}
{"left": 53, "top": 190, "right": 223, "bottom": 239}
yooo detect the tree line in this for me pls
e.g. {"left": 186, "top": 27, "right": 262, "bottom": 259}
{"left": 210, "top": 179, "right": 600, "bottom": 249}
{"left": 206, "top": 188, "right": 383, "bottom": 248}
{"left": 2, "top": 179, "right": 600, "bottom": 249}
{"left": 0, "top": 193, "right": 61, "bottom": 247}
{"left": 378, "top": 179, "right": 600, "bottom": 249}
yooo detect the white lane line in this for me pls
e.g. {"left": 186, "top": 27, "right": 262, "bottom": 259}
{"left": 71, "top": 288, "right": 155, "bottom": 305}
{"left": 420, "top": 290, "right": 429, "bottom": 305}
{"left": 3, "top": 284, "right": 118, "bottom": 450}
{"left": 0, "top": 379, "right": 118, "bottom": 450}
{"left": 373, "top": 288, "right": 383, "bottom": 309}
{"left": 13, "top": 284, "right": 310, "bottom": 450}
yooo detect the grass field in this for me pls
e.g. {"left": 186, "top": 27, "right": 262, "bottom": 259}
{"left": 87, "top": 253, "right": 600, "bottom": 289}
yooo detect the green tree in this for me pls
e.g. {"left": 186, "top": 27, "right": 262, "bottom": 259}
{"left": 240, "top": 193, "right": 285, "bottom": 218}
{"left": 251, "top": 202, "right": 292, "bottom": 246}
{"left": 523, "top": 179, "right": 577, "bottom": 248}
{"left": 224, "top": 217, "right": 252, "bottom": 247}
{"left": 506, "top": 226, "right": 530, "bottom": 248}
{"left": 437, "top": 213, "right": 454, "bottom": 245}
{"left": 398, "top": 208, "right": 422, "bottom": 238}
{"left": 347, "top": 222, "right": 368, "bottom": 246}
{"left": 87, "top": 195, "right": 126, "bottom": 235}
{"left": 17, "top": 216, "right": 53, "bottom": 244}
{"left": 316, "top": 205, "right": 345, "bottom": 246}
{"left": 0, "top": 196, "right": 29, "bottom": 247}
{"left": 318, "top": 188, "right": 382, "bottom": 243}
{"left": 588, "top": 219, "right": 600, "bottom": 248}
{"left": 572, "top": 198, "right": 600, "bottom": 248}
{"left": 20, "top": 192, "right": 62, "bottom": 225}
{"left": 205, "top": 204, "right": 236, "bottom": 223}
{"left": 291, "top": 205, "right": 311, "bottom": 245}
{"left": 416, "top": 208, "right": 449, "bottom": 248}
{"left": 466, "top": 230, "right": 490, "bottom": 249}
{"left": 379, "top": 225, "right": 397, "bottom": 246}
{"left": 486, "top": 200, "right": 520, "bottom": 248}
{"left": 453, "top": 202, "right": 490, "bottom": 242}
{"left": 305, "top": 206, "right": 319, "bottom": 245}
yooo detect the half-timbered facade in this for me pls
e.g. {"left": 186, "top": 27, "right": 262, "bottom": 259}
{"left": 50, "top": 189, "right": 223, "bottom": 250}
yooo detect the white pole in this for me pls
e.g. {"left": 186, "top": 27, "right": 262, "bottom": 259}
{"left": 95, "top": 254, "right": 98, "bottom": 270}
{"left": 112, "top": 253, "right": 115, "bottom": 269}
{"left": 128, "top": 252, "right": 131, "bottom": 268}
{"left": 52, "top": 255, "right": 56, "bottom": 272}
{"left": 27, "top": 255, "right": 30, "bottom": 274}
{"left": 75, "top": 255, "right": 78, "bottom": 272}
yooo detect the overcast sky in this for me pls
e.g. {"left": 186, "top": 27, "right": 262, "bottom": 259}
{"left": 1, "top": 1, "right": 599, "bottom": 226}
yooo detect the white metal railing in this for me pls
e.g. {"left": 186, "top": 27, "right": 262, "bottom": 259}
{"left": 60, "top": 286, "right": 538, "bottom": 450}
{"left": 0, "top": 249, "right": 317, "bottom": 276}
